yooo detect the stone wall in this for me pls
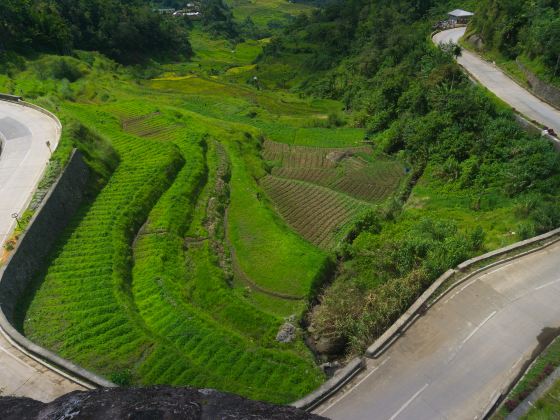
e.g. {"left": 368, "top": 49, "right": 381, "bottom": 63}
{"left": 0, "top": 150, "right": 90, "bottom": 322}
{"left": 517, "top": 60, "right": 560, "bottom": 110}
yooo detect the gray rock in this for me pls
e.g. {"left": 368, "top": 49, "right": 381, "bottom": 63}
{"left": 0, "top": 386, "right": 326, "bottom": 420}
{"left": 276, "top": 322, "right": 297, "bottom": 343}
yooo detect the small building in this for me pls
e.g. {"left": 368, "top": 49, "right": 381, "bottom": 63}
{"left": 156, "top": 8, "right": 175, "bottom": 14}
{"left": 173, "top": 1, "right": 201, "bottom": 19}
{"left": 448, "top": 9, "right": 474, "bottom": 25}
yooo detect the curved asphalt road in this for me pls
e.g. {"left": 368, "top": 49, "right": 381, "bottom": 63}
{"left": 434, "top": 27, "right": 560, "bottom": 137}
{"left": 317, "top": 29, "right": 560, "bottom": 419}
{"left": 0, "top": 99, "right": 84, "bottom": 401}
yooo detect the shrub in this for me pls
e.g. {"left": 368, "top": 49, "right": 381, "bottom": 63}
{"left": 110, "top": 370, "right": 132, "bottom": 386}
{"left": 505, "top": 398, "right": 519, "bottom": 412}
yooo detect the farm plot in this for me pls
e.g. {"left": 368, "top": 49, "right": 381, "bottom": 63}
{"left": 264, "top": 140, "right": 405, "bottom": 203}
{"left": 22, "top": 102, "right": 324, "bottom": 403}
{"left": 260, "top": 175, "right": 372, "bottom": 248}
{"left": 122, "top": 112, "right": 179, "bottom": 141}
{"left": 263, "top": 139, "right": 372, "bottom": 165}
{"left": 24, "top": 112, "right": 184, "bottom": 376}
{"left": 131, "top": 142, "right": 323, "bottom": 402}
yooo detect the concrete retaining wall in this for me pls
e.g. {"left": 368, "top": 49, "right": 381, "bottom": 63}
{"left": 294, "top": 228, "right": 560, "bottom": 411}
{"left": 0, "top": 93, "right": 22, "bottom": 102}
{"left": 517, "top": 60, "right": 560, "bottom": 110}
{"left": 0, "top": 149, "right": 115, "bottom": 388}
{"left": 0, "top": 150, "right": 89, "bottom": 321}
{"left": 291, "top": 357, "right": 366, "bottom": 411}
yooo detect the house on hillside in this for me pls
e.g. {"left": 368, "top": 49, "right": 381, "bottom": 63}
{"left": 156, "top": 8, "right": 175, "bottom": 14}
{"left": 173, "top": 1, "right": 202, "bottom": 19}
{"left": 448, "top": 9, "right": 474, "bottom": 26}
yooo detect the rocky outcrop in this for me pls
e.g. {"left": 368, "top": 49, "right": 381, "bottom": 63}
{"left": 276, "top": 321, "right": 297, "bottom": 343}
{"left": 0, "top": 387, "right": 326, "bottom": 420}
{"left": 464, "top": 33, "right": 485, "bottom": 51}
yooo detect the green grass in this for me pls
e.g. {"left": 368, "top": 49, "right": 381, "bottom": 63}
{"left": 522, "top": 379, "right": 560, "bottom": 419}
{"left": 227, "top": 141, "right": 328, "bottom": 302}
{"left": 492, "top": 336, "right": 560, "bottom": 419}
{"left": 405, "top": 166, "right": 522, "bottom": 251}
{"left": 147, "top": 75, "right": 364, "bottom": 146}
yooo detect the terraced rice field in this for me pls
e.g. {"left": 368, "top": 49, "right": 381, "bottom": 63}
{"left": 122, "top": 112, "right": 180, "bottom": 141}
{"left": 23, "top": 102, "right": 324, "bottom": 403}
{"left": 17, "top": 29, "right": 403, "bottom": 402}
{"left": 260, "top": 140, "right": 405, "bottom": 248}
{"left": 262, "top": 140, "right": 372, "bottom": 165}
{"left": 261, "top": 176, "right": 371, "bottom": 248}
{"left": 263, "top": 140, "right": 404, "bottom": 203}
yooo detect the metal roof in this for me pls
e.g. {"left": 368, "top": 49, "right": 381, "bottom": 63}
{"left": 448, "top": 9, "right": 474, "bottom": 17}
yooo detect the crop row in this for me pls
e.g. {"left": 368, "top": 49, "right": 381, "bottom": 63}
{"left": 25, "top": 130, "right": 181, "bottom": 378}
{"left": 272, "top": 159, "right": 404, "bottom": 203}
{"left": 262, "top": 139, "right": 372, "bottom": 167}
{"left": 123, "top": 113, "right": 179, "bottom": 141}
{"left": 260, "top": 175, "right": 371, "bottom": 248}
{"left": 24, "top": 103, "right": 323, "bottom": 403}
{"left": 131, "top": 132, "right": 322, "bottom": 401}
{"left": 24, "top": 104, "right": 186, "bottom": 381}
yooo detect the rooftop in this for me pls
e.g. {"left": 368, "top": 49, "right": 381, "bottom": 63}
{"left": 448, "top": 9, "right": 474, "bottom": 17}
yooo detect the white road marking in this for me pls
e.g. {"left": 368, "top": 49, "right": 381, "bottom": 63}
{"left": 509, "top": 355, "right": 524, "bottom": 374}
{"left": 317, "top": 357, "right": 391, "bottom": 415}
{"left": 461, "top": 311, "right": 497, "bottom": 346}
{"left": 443, "top": 262, "right": 517, "bottom": 304}
{"left": 460, "top": 277, "right": 479, "bottom": 291}
{"left": 388, "top": 383, "right": 429, "bottom": 420}
{"left": 534, "top": 278, "right": 560, "bottom": 291}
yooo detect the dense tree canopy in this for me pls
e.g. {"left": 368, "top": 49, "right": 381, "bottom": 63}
{"left": 0, "top": 0, "right": 192, "bottom": 62}
{"left": 471, "top": 0, "right": 560, "bottom": 74}
{"left": 200, "top": 0, "right": 238, "bottom": 39}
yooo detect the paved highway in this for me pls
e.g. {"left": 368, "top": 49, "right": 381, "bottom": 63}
{"left": 0, "top": 99, "right": 84, "bottom": 401}
{"left": 318, "top": 242, "right": 560, "bottom": 419}
{"left": 317, "top": 29, "right": 560, "bottom": 420}
{"left": 434, "top": 27, "right": 560, "bottom": 136}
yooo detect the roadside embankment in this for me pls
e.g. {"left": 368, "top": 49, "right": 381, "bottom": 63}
{"left": 516, "top": 60, "right": 560, "bottom": 111}
{"left": 0, "top": 149, "right": 113, "bottom": 388}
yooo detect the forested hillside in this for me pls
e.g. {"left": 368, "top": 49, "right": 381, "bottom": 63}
{"left": 257, "top": 0, "right": 560, "bottom": 354}
{"left": 0, "top": 0, "right": 192, "bottom": 62}
{"left": 469, "top": 0, "right": 560, "bottom": 82}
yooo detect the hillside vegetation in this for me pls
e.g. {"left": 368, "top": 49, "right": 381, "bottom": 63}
{"left": 255, "top": 0, "right": 560, "bottom": 354}
{"left": 1, "top": 0, "right": 560, "bottom": 405}
{"left": 469, "top": 0, "right": 560, "bottom": 86}
{"left": 0, "top": 0, "right": 191, "bottom": 63}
